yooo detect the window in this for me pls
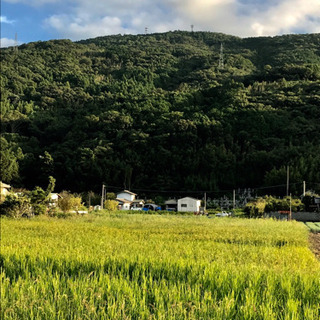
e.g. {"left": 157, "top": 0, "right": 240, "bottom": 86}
{"left": 181, "top": 204, "right": 187, "bottom": 207}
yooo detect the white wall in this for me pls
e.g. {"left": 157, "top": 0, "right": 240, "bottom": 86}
{"left": 178, "top": 197, "right": 201, "bottom": 212}
{"left": 121, "top": 203, "right": 131, "bottom": 210}
{"left": 117, "top": 191, "right": 135, "bottom": 202}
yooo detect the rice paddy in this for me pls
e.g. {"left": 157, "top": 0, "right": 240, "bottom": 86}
{"left": 305, "top": 222, "right": 320, "bottom": 233}
{"left": 1, "top": 214, "right": 320, "bottom": 319}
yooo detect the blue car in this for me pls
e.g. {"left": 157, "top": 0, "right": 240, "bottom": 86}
{"left": 142, "top": 204, "right": 161, "bottom": 211}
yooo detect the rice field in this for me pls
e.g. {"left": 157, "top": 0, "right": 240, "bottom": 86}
{"left": 305, "top": 222, "right": 320, "bottom": 233}
{"left": 1, "top": 214, "right": 320, "bottom": 319}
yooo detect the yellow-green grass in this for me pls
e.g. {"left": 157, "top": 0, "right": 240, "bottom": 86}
{"left": 1, "top": 214, "right": 319, "bottom": 319}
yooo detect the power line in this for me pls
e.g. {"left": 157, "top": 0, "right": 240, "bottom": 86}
{"left": 104, "top": 182, "right": 309, "bottom": 195}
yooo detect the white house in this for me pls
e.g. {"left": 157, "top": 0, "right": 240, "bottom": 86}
{"left": 177, "top": 197, "right": 201, "bottom": 213}
{"left": 49, "top": 193, "right": 61, "bottom": 207}
{"left": 0, "top": 182, "right": 11, "bottom": 202}
{"left": 116, "top": 190, "right": 137, "bottom": 202}
{"left": 131, "top": 199, "right": 145, "bottom": 209}
{"left": 116, "top": 190, "right": 138, "bottom": 210}
{"left": 116, "top": 198, "right": 132, "bottom": 210}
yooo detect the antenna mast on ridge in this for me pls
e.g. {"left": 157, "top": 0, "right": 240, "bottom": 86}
{"left": 218, "top": 43, "right": 224, "bottom": 69}
{"left": 191, "top": 24, "right": 194, "bottom": 32}
{"left": 14, "top": 32, "right": 18, "bottom": 53}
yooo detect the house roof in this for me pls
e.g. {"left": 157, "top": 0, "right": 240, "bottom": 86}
{"left": 50, "top": 193, "right": 61, "bottom": 199}
{"left": 117, "top": 190, "right": 137, "bottom": 196}
{"left": 132, "top": 199, "right": 145, "bottom": 203}
{"left": 116, "top": 198, "right": 132, "bottom": 204}
{"left": 0, "top": 182, "right": 11, "bottom": 189}
{"left": 178, "top": 197, "right": 200, "bottom": 201}
{"left": 165, "top": 199, "right": 177, "bottom": 204}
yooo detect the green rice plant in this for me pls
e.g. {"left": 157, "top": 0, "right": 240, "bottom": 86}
{"left": 1, "top": 215, "right": 319, "bottom": 319}
{"left": 305, "top": 222, "right": 320, "bottom": 233}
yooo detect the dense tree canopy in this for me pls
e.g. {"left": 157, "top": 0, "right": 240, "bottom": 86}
{"left": 1, "top": 31, "right": 319, "bottom": 195}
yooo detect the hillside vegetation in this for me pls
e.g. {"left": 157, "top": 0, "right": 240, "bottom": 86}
{"left": 1, "top": 31, "right": 320, "bottom": 193}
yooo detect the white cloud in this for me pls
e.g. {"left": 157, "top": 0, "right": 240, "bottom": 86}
{"left": 163, "top": 0, "right": 320, "bottom": 36}
{"left": 5, "top": 0, "right": 320, "bottom": 41}
{"left": 0, "top": 37, "right": 16, "bottom": 47}
{"left": 247, "top": 0, "right": 320, "bottom": 36}
{"left": 0, "top": 16, "right": 15, "bottom": 24}
{"left": 44, "top": 14, "right": 133, "bottom": 40}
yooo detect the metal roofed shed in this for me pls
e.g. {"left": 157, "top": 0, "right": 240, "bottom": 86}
{"left": 164, "top": 199, "right": 178, "bottom": 211}
{"left": 177, "top": 197, "right": 201, "bottom": 213}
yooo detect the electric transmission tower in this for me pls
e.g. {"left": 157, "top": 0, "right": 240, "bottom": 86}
{"left": 145, "top": 27, "right": 148, "bottom": 35}
{"left": 218, "top": 43, "right": 224, "bottom": 69}
{"left": 191, "top": 24, "right": 194, "bottom": 32}
{"left": 14, "top": 32, "right": 18, "bottom": 53}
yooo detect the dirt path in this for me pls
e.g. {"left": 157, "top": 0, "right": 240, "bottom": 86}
{"left": 309, "top": 233, "right": 320, "bottom": 260}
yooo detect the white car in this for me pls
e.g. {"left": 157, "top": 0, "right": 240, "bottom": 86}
{"left": 215, "top": 211, "right": 231, "bottom": 217}
{"left": 130, "top": 206, "right": 142, "bottom": 211}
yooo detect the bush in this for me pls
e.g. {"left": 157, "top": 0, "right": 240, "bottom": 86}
{"left": 244, "top": 198, "right": 266, "bottom": 217}
{"left": 58, "top": 191, "right": 83, "bottom": 213}
{"left": 246, "top": 196, "right": 304, "bottom": 216}
{"left": 104, "top": 200, "right": 118, "bottom": 211}
{"left": 0, "top": 194, "right": 32, "bottom": 218}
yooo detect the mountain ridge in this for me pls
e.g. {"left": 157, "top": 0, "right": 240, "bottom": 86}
{"left": 1, "top": 31, "right": 319, "bottom": 194}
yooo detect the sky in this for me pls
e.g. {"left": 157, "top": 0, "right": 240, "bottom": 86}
{"left": 1, "top": 0, "right": 320, "bottom": 47}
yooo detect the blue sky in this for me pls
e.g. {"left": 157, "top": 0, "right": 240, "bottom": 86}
{"left": 1, "top": 0, "right": 320, "bottom": 47}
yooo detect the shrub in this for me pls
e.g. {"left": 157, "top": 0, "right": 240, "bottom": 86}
{"left": 0, "top": 194, "right": 32, "bottom": 218}
{"left": 244, "top": 198, "right": 266, "bottom": 217}
{"left": 58, "top": 191, "right": 83, "bottom": 213}
{"left": 104, "top": 200, "right": 118, "bottom": 211}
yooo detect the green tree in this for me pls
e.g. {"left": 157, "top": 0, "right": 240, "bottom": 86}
{"left": 0, "top": 194, "right": 31, "bottom": 218}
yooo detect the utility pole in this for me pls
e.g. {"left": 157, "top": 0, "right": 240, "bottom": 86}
{"left": 303, "top": 181, "right": 306, "bottom": 197}
{"left": 101, "top": 184, "right": 105, "bottom": 209}
{"left": 289, "top": 193, "right": 292, "bottom": 220}
{"left": 286, "top": 166, "right": 290, "bottom": 196}
{"left": 233, "top": 189, "right": 236, "bottom": 209}
{"left": 204, "top": 192, "right": 207, "bottom": 211}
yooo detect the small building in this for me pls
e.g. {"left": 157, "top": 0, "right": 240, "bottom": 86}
{"left": 131, "top": 199, "right": 145, "bottom": 209}
{"left": 116, "top": 198, "right": 132, "bottom": 210}
{"left": 49, "top": 193, "right": 61, "bottom": 207}
{"left": 116, "top": 190, "right": 137, "bottom": 202}
{"left": 164, "top": 199, "right": 177, "bottom": 211}
{"left": 178, "top": 197, "right": 201, "bottom": 213}
{"left": 0, "top": 182, "right": 11, "bottom": 202}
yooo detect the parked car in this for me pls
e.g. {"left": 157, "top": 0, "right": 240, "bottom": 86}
{"left": 215, "top": 211, "right": 231, "bottom": 217}
{"left": 142, "top": 203, "right": 161, "bottom": 211}
{"left": 130, "top": 206, "right": 142, "bottom": 211}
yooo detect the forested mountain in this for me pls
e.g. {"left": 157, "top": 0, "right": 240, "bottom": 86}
{"left": 1, "top": 31, "right": 320, "bottom": 195}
